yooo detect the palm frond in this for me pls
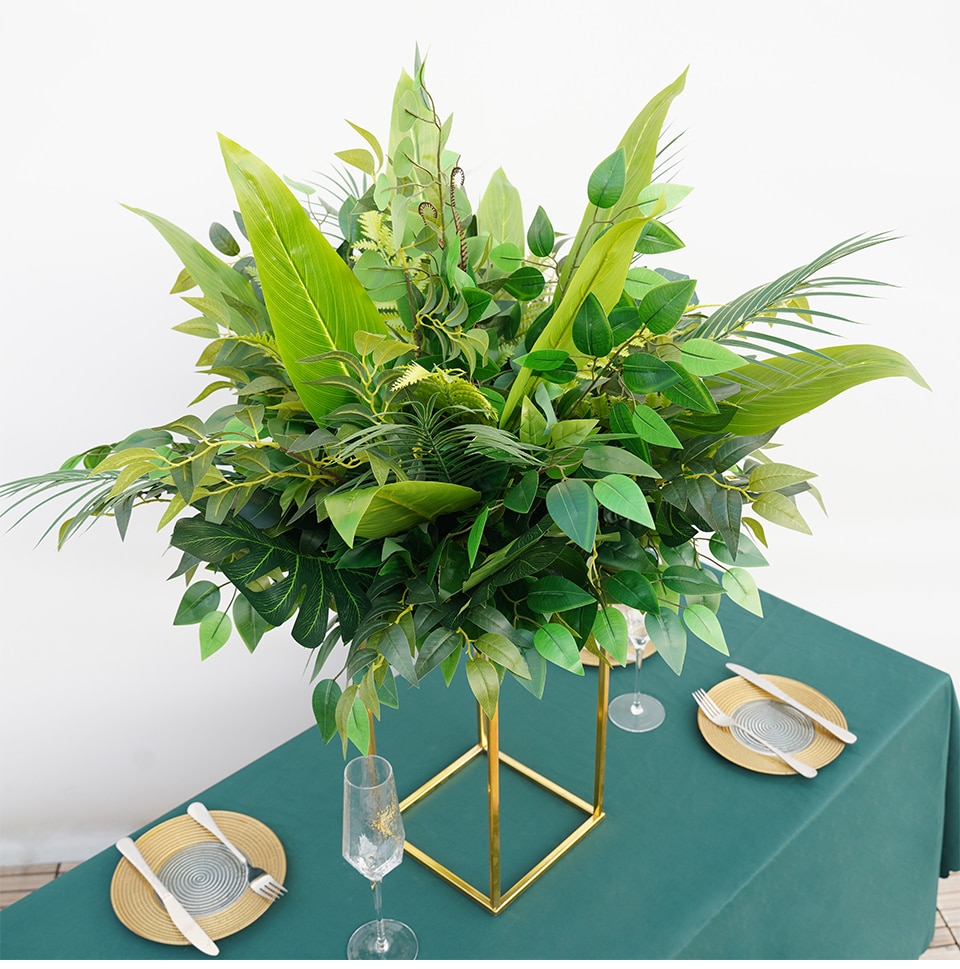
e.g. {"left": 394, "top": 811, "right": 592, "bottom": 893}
{"left": 690, "top": 232, "right": 898, "bottom": 343}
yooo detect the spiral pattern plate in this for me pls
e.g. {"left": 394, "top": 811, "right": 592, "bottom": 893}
{"left": 110, "top": 809, "right": 286, "bottom": 946}
{"left": 696, "top": 674, "right": 847, "bottom": 775}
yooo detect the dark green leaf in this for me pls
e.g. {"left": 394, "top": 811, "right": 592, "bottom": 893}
{"left": 527, "top": 205, "right": 555, "bottom": 257}
{"left": 621, "top": 353, "right": 681, "bottom": 394}
{"left": 661, "top": 361, "right": 719, "bottom": 413}
{"left": 637, "top": 278, "right": 697, "bottom": 335}
{"left": 415, "top": 627, "right": 462, "bottom": 679}
{"left": 515, "top": 348, "right": 572, "bottom": 373}
{"left": 601, "top": 570, "right": 660, "bottom": 614}
{"left": 711, "top": 489, "right": 743, "bottom": 560}
{"left": 634, "top": 219, "right": 685, "bottom": 254}
{"left": 572, "top": 293, "right": 613, "bottom": 357}
{"left": 503, "top": 266, "right": 545, "bottom": 301}
{"left": 592, "top": 606, "right": 628, "bottom": 665}
{"left": 608, "top": 304, "right": 644, "bottom": 344}
{"left": 465, "top": 656, "right": 500, "bottom": 719}
{"left": 173, "top": 580, "right": 221, "bottom": 625}
{"left": 661, "top": 565, "right": 723, "bottom": 595}
{"left": 527, "top": 575, "right": 596, "bottom": 614}
{"left": 503, "top": 469, "right": 539, "bottom": 513}
{"left": 587, "top": 147, "right": 626, "bottom": 208}
{"left": 209, "top": 222, "right": 241, "bottom": 257}
{"left": 312, "top": 678, "right": 342, "bottom": 743}
{"left": 378, "top": 622, "right": 418, "bottom": 686}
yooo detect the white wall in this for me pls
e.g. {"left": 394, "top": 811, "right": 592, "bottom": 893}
{"left": 2, "top": 0, "right": 956, "bottom": 863}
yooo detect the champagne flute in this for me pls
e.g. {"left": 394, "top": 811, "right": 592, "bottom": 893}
{"left": 342, "top": 755, "right": 418, "bottom": 960}
{"left": 607, "top": 604, "right": 665, "bottom": 732}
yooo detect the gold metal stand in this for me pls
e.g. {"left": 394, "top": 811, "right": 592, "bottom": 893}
{"left": 396, "top": 662, "right": 611, "bottom": 915}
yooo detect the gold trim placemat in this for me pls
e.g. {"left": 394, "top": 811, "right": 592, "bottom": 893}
{"left": 110, "top": 809, "right": 285, "bottom": 945}
{"left": 696, "top": 674, "right": 847, "bottom": 775}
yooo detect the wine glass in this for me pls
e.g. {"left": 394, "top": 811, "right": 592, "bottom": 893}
{"left": 607, "top": 604, "right": 666, "bottom": 732}
{"left": 342, "top": 755, "right": 418, "bottom": 960}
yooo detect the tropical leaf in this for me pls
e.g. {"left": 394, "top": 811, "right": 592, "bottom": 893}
{"left": 219, "top": 135, "right": 388, "bottom": 423}
{"left": 721, "top": 345, "right": 929, "bottom": 436}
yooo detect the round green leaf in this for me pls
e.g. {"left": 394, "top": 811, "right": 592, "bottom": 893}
{"left": 503, "top": 265, "right": 545, "bottom": 301}
{"left": 533, "top": 623, "right": 584, "bottom": 674}
{"left": 209, "top": 222, "right": 240, "bottom": 257}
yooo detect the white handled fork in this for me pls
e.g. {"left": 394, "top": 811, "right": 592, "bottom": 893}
{"left": 187, "top": 802, "right": 287, "bottom": 900}
{"left": 693, "top": 689, "right": 817, "bottom": 778}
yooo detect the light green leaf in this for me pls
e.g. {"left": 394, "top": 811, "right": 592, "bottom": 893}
{"left": 334, "top": 148, "right": 377, "bottom": 177}
{"left": 199, "top": 611, "right": 232, "bottom": 659}
{"left": 233, "top": 595, "right": 272, "bottom": 653}
{"left": 325, "top": 481, "right": 481, "bottom": 547}
{"left": 582, "top": 445, "right": 659, "bottom": 477}
{"left": 661, "top": 361, "right": 719, "bottom": 413}
{"left": 219, "top": 135, "right": 388, "bottom": 423}
{"left": 465, "top": 656, "right": 500, "bottom": 720}
{"left": 593, "top": 474, "right": 654, "bottom": 528}
{"left": 621, "top": 353, "right": 681, "bottom": 394}
{"left": 631, "top": 405, "right": 682, "bottom": 448}
{"left": 533, "top": 624, "right": 584, "bottom": 674}
{"left": 682, "top": 603, "right": 729, "bottom": 654}
{"left": 751, "top": 492, "right": 812, "bottom": 534}
{"left": 503, "top": 470, "right": 539, "bottom": 513}
{"left": 125, "top": 206, "right": 266, "bottom": 336}
{"left": 722, "top": 345, "right": 929, "bottom": 436}
{"left": 501, "top": 218, "right": 648, "bottom": 425}
{"left": 747, "top": 463, "right": 817, "bottom": 493}
{"left": 345, "top": 695, "right": 371, "bottom": 755}
{"left": 646, "top": 609, "right": 687, "bottom": 674}
{"left": 475, "top": 632, "right": 530, "bottom": 679}
{"left": 592, "top": 606, "right": 629, "bottom": 665}
{"left": 722, "top": 566, "right": 763, "bottom": 616}
{"left": 467, "top": 506, "right": 489, "bottom": 568}
{"left": 546, "top": 478, "right": 598, "bottom": 551}
{"left": 680, "top": 338, "right": 744, "bottom": 376}
{"left": 478, "top": 168, "right": 524, "bottom": 253}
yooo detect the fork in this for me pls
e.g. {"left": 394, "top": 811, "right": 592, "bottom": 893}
{"left": 692, "top": 689, "right": 818, "bottom": 778}
{"left": 187, "top": 801, "right": 287, "bottom": 900}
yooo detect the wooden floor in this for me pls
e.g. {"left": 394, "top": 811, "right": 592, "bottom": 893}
{"left": 1, "top": 862, "right": 957, "bottom": 957}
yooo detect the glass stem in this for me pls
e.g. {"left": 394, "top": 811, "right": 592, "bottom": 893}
{"left": 631, "top": 637, "right": 646, "bottom": 714}
{"left": 373, "top": 880, "right": 387, "bottom": 954}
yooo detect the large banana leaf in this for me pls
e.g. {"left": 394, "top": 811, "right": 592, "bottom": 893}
{"left": 126, "top": 206, "right": 268, "bottom": 336}
{"left": 219, "top": 135, "right": 388, "bottom": 423}
{"left": 560, "top": 68, "right": 687, "bottom": 289}
{"left": 501, "top": 218, "right": 647, "bottom": 426}
{"left": 325, "top": 480, "right": 481, "bottom": 546}
{"left": 721, "top": 344, "right": 929, "bottom": 435}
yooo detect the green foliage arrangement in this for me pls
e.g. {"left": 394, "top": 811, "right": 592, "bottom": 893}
{"left": 1, "top": 53, "right": 927, "bottom": 754}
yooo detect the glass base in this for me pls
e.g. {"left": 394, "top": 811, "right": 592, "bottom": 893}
{"left": 608, "top": 692, "right": 665, "bottom": 732}
{"left": 347, "top": 919, "right": 419, "bottom": 960}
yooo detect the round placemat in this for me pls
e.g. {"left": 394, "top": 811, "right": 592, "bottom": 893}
{"left": 110, "top": 809, "right": 286, "bottom": 945}
{"left": 696, "top": 674, "right": 847, "bottom": 775}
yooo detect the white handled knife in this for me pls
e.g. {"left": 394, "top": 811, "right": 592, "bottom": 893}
{"left": 725, "top": 663, "right": 858, "bottom": 744}
{"left": 116, "top": 837, "right": 219, "bottom": 956}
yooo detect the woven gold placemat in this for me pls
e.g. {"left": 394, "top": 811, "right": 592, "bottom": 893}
{"left": 110, "top": 809, "right": 285, "bottom": 945}
{"left": 696, "top": 674, "right": 847, "bottom": 775}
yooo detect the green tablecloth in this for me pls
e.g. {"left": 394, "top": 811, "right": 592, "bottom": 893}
{"left": 2, "top": 589, "right": 958, "bottom": 959}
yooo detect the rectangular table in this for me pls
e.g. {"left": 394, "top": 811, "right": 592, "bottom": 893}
{"left": 2, "top": 589, "right": 957, "bottom": 959}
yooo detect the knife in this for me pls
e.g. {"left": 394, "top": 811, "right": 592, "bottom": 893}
{"left": 116, "top": 837, "right": 220, "bottom": 956}
{"left": 725, "top": 663, "right": 858, "bottom": 744}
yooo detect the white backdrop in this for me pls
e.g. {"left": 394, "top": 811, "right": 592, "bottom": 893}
{"left": 1, "top": 0, "right": 956, "bottom": 863}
